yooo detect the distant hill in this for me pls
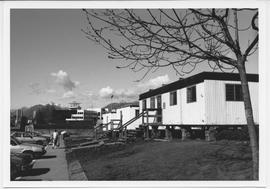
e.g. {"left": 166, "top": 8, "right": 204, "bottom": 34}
{"left": 11, "top": 104, "right": 65, "bottom": 120}
{"left": 103, "top": 101, "right": 139, "bottom": 112}
{"left": 22, "top": 104, "right": 45, "bottom": 118}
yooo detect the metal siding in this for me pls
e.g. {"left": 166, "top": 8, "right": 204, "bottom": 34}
{"left": 205, "top": 80, "right": 225, "bottom": 124}
{"left": 181, "top": 82, "right": 205, "bottom": 124}
{"left": 205, "top": 80, "right": 258, "bottom": 124}
{"left": 139, "top": 100, "right": 143, "bottom": 112}
{"left": 162, "top": 91, "right": 181, "bottom": 124}
{"left": 103, "top": 107, "right": 142, "bottom": 130}
{"left": 139, "top": 72, "right": 258, "bottom": 100}
{"left": 139, "top": 83, "right": 206, "bottom": 125}
{"left": 248, "top": 82, "right": 259, "bottom": 124}
{"left": 116, "top": 107, "right": 141, "bottom": 130}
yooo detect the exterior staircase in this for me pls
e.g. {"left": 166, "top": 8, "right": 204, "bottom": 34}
{"left": 95, "top": 108, "right": 162, "bottom": 140}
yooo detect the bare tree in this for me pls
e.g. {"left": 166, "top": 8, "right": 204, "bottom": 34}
{"left": 82, "top": 8, "right": 259, "bottom": 179}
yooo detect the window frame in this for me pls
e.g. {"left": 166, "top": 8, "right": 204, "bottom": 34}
{"left": 170, "top": 91, "right": 177, "bottom": 106}
{"left": 187, "top": 85, "right": 197, "bottom": 103}
{"left": 156, "top": 95, "right": 162, "bottom": 109}
{"left": 23, "top": 133, "right": 32, "bottom": 138}
{"left": 225, "top": 84, "right": 243, "bottom": 101}
{"left": 150, "top": 97, "right": 155, "bottom": 109}
{"left": 135, "top": 109, "right": 139, "bottom": 117}
{"left": 11, "top": 140, "right": 17, "bottom": 146}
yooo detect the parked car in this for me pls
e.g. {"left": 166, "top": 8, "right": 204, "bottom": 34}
{"left": 11, "top": 132, "right": 47, "bottom": 146}
{"left": 25, "top": 131, "right": 51, "bottom": 143}
{"left": 12, "top": 152, "right": 34, "bottom": 171}
{"left": 10, "top": 154, "right": 21, "bottom": 180}
{"left": 10, "top": 136, "right": 46, "bottom": 158}
{"left": 10, "top": 152, "right": 35, "bottom": 180}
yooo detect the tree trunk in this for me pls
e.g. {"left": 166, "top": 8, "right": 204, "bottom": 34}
{"left": 238, "top": 62, "right": 259, "bottom": 180}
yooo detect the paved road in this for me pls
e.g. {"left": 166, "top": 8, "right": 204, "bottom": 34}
{"left": 17, "top": 145, "right": 69, "bottom": 181}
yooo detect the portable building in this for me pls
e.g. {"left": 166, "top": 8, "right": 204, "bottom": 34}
{"left": 102, "top": 105, "right": 141, "bottom": 131}
{"left": 139, "top": 72, "right": 258, "bottom": 127}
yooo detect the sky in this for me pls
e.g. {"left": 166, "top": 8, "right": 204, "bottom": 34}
{"left": 10, "top": 9, "right": 258, "bottom": 109}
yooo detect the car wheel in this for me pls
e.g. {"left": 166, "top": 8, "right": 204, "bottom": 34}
{"left": 20, "top": 164, "right": 27, "bottom": 174}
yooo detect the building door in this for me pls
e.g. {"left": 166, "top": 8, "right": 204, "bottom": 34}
{"left": 142, "top": 99, "right": 147, "bottom": 110}
{"left": 156, "top": 95, "right": 162, "bottom": 123}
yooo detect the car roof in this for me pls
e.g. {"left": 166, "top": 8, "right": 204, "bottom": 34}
{"left": 12, "top": 131, "right": 33, "bottom": 134}
{"left": 11, "top": 131, "right": 22, "bottom": 134}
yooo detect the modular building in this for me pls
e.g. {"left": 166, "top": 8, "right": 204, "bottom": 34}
{"left": 102, "top": 105, "right": 141, "bottom": 131}
{"left": 139, "top": 72, "right": 258, "bottom": 128}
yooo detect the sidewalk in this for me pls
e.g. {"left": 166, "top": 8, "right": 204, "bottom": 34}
{"left": 17, "top": 145, "right": 69, "bottom": 181}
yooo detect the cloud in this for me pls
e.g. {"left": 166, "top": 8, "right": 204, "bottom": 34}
{"left": 99, "top": 86, "right": 114, "bottom": 98}
{"left": 114, "top": 89, "right": 137, "bottom": 99}
{"left": 137, "top": 75, "right": 170, "bottom": 90}
{"left": 51, "top": 70, "right": 79, "bottom": 91}
{"left": 62, "top": 91, "right": 76, "bottom": 99}
{"left": 99, "top": 87, "right": 137, "bottom": 100}
{"left": 46, "top": 89, "right": 56, "bottom": 93}
{"left": 29, "top": 82, "right": 43, "bottom": 95}
{"left": 59, "top": 75, "right": 170, "bottom": 106}
{"left": 98, "top": 75, "right": 170, "bottom": 100}
{"left": 81, "top": 90, "right": 95, "bottom": 97}
{"left": 29, "top": 82, "right": 58, "bottom": 96}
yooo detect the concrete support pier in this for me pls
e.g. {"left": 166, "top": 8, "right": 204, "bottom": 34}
{"left": 181, "top": 128, "right": 188, "bottom": 141}
{"left": 112, "top": 131, "right": 116, "bottom": 140}
{"left": 152, "top": 126, "right": 159, "bottom": 139}
{"left": 165, "top": 126, "right": 173, "bottom": 141}
{"left": 144, "top": 126, "right": 150, "bottom": 139}
{"left": 205, "top": 127, "right": 217, "bottom": 141}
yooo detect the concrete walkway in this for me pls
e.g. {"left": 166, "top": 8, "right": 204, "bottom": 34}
{"left": 17, "top": 145, "right": 69, "bottom": 181}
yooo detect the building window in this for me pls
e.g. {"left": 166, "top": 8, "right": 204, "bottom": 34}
{"left": 142, "top": 99, "right": 147, "bottom": 110}
{"left": 187, "top": 86, "right": 196, "bottom": 103}
{"left": 157, "top": 95, "right": 162, "bottom": 109}
{"left": 135, "top": 109, "right": 139, "bottom": 117}
{"left": 226, "top": 84, "right": 243, "bottom": 101}
{"left": 170, "top": 91, "right": 177, "bottom": 106}
{"left": 150, "top": 97, "right": 155, "bottom": 109}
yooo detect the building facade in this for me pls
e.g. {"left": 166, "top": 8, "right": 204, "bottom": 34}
{"left": 102, "top": 105, "right": 141, "bottom": 131}
{"left": 68, "top": 101, "right": 81, "bottom": 110}
{"left": 139, "top": 72, "right": 258, "bottom": 127}
{"left": 66, "top": 109, "right": 99, "bottom": 122}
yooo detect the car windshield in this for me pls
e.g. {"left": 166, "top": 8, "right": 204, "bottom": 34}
{"left": 32, "top": 132, "right": 40, "bottom": 136}
{"left": 23, "top": 132, "right": 32, "bottom": 137}
{"left": 11, "top": 136, "right": 22, "bottom": 144}
{"left": 26, "top": 131, "right": 38, "bottom": 136}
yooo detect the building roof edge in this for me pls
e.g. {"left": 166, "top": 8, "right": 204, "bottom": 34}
{"left": 139, "top": 72, "right": 258, "bottom": 100}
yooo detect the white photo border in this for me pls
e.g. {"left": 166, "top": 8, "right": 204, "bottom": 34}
{"left": 2, "top": 1, "right": 269, "bottom": 188}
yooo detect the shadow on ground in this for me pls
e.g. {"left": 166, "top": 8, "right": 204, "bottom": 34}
{"left": 36, "top": 155, "right": 57, "bottom": 159}
{"left": 15, "top": 178, "right": 42, "bottom": 181}
{"left": 22, "top": 168, "right": 50, "bottom": 176}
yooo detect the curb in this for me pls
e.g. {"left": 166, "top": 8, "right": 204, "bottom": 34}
{"left": 66, "top": 149, "right": 88, "bottom": 180}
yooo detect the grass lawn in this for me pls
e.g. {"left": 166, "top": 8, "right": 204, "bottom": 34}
{"left": 72, "top": 140, "right": 253, "bottom": 180}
